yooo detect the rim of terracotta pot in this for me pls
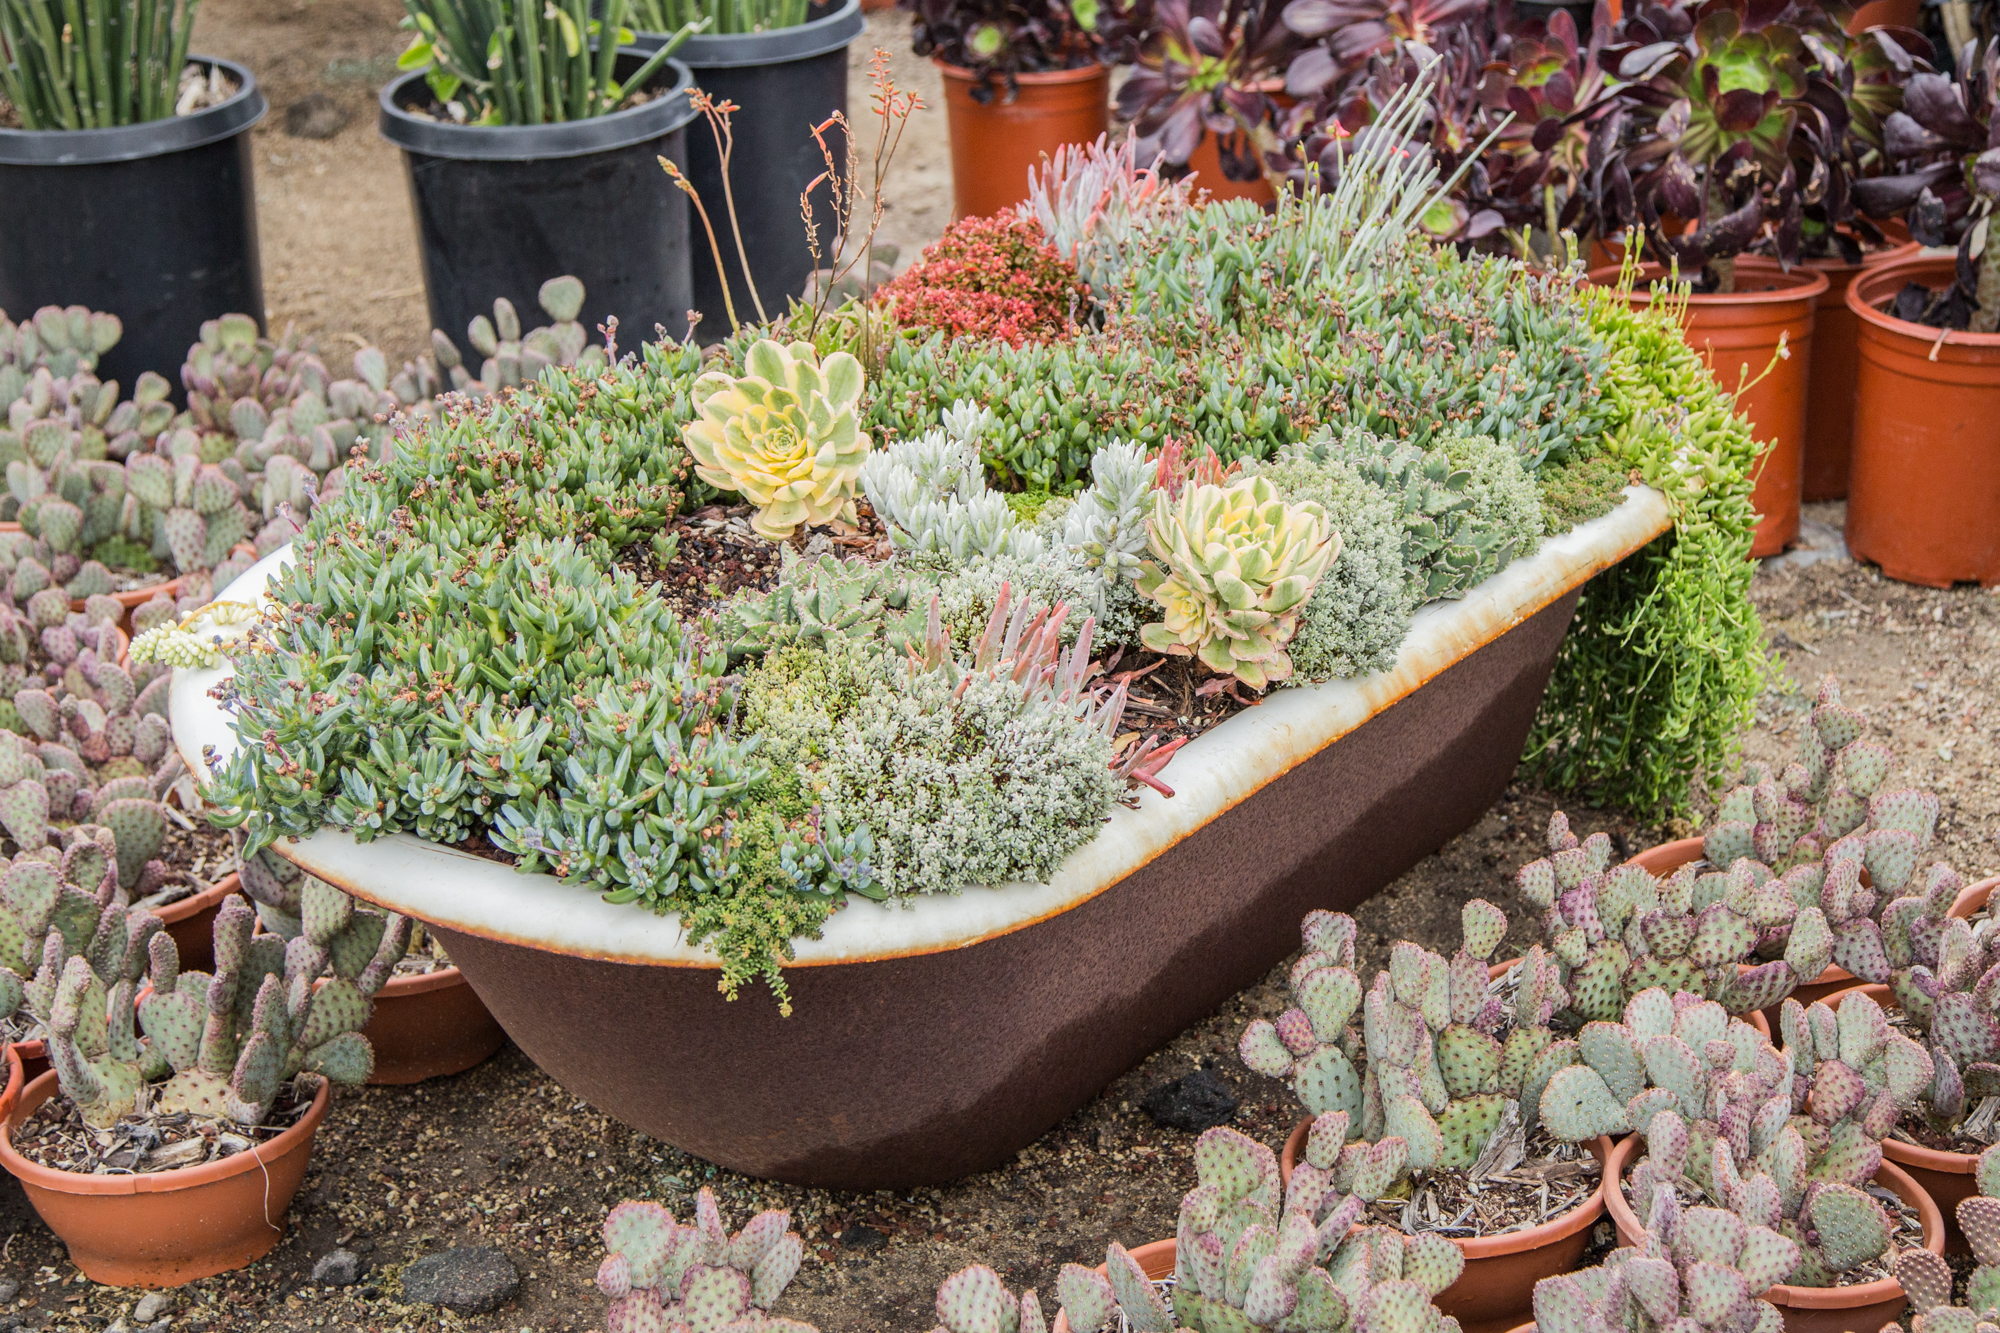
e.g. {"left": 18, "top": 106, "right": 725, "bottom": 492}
{"left": 1800, "top": 241, "right": 1922, "bottom": 276}
{"left": 154, "top": 871, "right": 240, "bottom": 931}
{"left": 0, "top": 1066, "right": 329, "bottom": 1196}
{"left": 933, "top": 58, "right": 1108, "bottom": 84}
{"left": 76, "top": 575, "right": 183, "bottom": 618}
{"left": 1845, "top": 257, "right": 2000, "bottom": 355}
{"left": 1586, "top": 260, "right": 1831, "bottom": 307}
{"left": 1, "top": 1041, "right": 19, "bottom": 1121}
{"left": 379, "top": 963, "right": 470, "bottom": 997}
{"left": 1048, "top": 1239, "right": 1177, "bottom": 1333}
{"left": 1601, "top": 1133, "right": 1944, "bottom": 1307}
{"left": 169, "top": 488, "right": 1675, "bottom": 972}
{"left": 1278, "top": 1118, "right": 1612, "bottom": 1258}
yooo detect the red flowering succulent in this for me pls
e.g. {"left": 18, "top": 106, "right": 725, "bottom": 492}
{"left": 876, "top": 214, "right": 1091, "bottom": 346}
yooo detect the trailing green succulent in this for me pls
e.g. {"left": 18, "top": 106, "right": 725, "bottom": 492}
{"left": 717, "top": 553, "right": 925, "bottom": 662}
{"left": 596, "top": 1187, "right": 810, "bottom": 1333}
{"left": 136, "top": 884, "right": 409, "bottom": 1124}
{"left": 685, "top": 339, "right": 871, "bottom": 542}
{"left": 1136, "top": 474, "right": 1340, "bottom": 691}
{"left": 1524, "top": 280, "right": 1767, "bottom": 816}
{"left": 860, "top": 401, "right": 1046, "bottom": 565}
{"left": 1533, "top": 1188, "right": 1796, "bottom": 1333}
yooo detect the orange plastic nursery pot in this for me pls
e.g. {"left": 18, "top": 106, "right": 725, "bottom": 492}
{"left": 0, "top": 1068, "right": 331, "bottom": 1286}
{"left": 1, "top": 1043, "right": 19, "bottom": 1122}
{"left": 936, "top": 61, "right": 1110, "bottom": 221}
{"left": 1278, "top": 1120, "right": 1613, "bottom": 1333}
{"left": 1847, "top": 0, "right": 1921, "bottom": 28}
{"left": 1844, "top": 257, "right": 2000, "bottom": 589}
{"left": 1602, "top": 1134, "right": 1943, "bottom": 1333}
{"left": 1186, "top": 127, "right": 1276, "bottom": 206}
{"left": 363, "top": 966, "right": 508, "bottom": 1085}
{"left": 1801, "top": 242, "right": 1921, "bottom": 501}
{"left": 1590, "top": 260, "right": 1828, "bottom": 557}
{"left": 1048, "top": 1239, "right": 1177, "bottom": 1333}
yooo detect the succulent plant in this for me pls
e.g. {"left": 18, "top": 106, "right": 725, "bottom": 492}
{"left": 683, "top": 339, "right": 872, "bottom": 542}
{"left": 1533, "top": 1187, "right": 1796, "bottom": 1333}
{"left": 860, "top": 402, "right": 1047, "bottom": 565}
{"left": 1135, "top": 473, "right": 1339, "bottom": 691}
{"left": 1051, "top": 1128, "right": 1467, "bottom": 1333}
{"left": 1886, "top": 1244, "right": 1997, "bottom": 1333}
{"left": 1957, "top": 1145, "right": 2000, "bottom": 1313}
{"left": 718, "top": 554, "right": 925, "bottom": 662}
{"left": 0, "top": 306, "right": 124, "bottom": 395}
{"left": 1533, "top": 987, "right": 1772, "bottom": 1142}
{"left": 1238, "top": 908, "right": 1367, "bottom": 1121}
{"left": 1020, "top": 130, "right": 1196, "bottom": 299}
{"left": 0, "top": 839, "right": 157, "bottom": 1044}
{"left": 136, "top": 885, "right": 410, "bottom": 1125}
{"left": 931, "top": 1265, "right": 1048, "bottom": 1333}
{"left": 1622, "top": 988, "right": 1932, "bottom": 1285}
{"left": 1061, "top": 439, "right": 1158, "bottom": 590}
{"left": 596, "top": 1187, "right": 808, "bottom": 1333}
{"left": 1515, "top": 810, "right": 1824, "bottom": 1021}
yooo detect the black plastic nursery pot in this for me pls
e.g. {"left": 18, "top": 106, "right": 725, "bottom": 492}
{"left": 377, "top": 54, "right": 698, "bottom": 354}
{"left": 0, "top": 57, "right": 267, "bottom": 393}
{"left": 631, "top": 0, "right": 863, "bottom": 342}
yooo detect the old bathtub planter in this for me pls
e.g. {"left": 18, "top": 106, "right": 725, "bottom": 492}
{"left": 172, "top": 486, "right": 1672, "bottom": 1190}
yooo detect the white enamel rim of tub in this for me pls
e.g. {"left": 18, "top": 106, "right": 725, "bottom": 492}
{"left": 170, "top": 485, "right": 1671, "bottom": 967}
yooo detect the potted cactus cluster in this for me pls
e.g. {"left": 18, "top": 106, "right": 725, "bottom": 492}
{"left": 154, "top": 67, "right": 1783, "bottom": 1191}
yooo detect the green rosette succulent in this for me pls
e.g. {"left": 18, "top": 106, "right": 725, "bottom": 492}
{"left": 681, "top": 339, "right": 871, "bottom": 542}
{"left": 1135, "top": 474, "right": 1340, "bottom": 690}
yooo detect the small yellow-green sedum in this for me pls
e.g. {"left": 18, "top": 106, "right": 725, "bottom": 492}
{"left": 1136, "top": 475, "right": 1341, "bottom": 690}
{"left": 682, "top": 339, "right": 872, "bottom": 542}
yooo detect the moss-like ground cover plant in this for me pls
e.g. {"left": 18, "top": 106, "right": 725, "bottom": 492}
{"left": 202, "top": 71, "right": 1766, "bottom": 1009}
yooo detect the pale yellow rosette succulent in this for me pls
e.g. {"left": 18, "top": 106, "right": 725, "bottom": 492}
{"left": 1136, "top": 474, "right": 1341, "bottom": 690}
{"left": 681, "top": 338, "right": 872, "bottom": 541}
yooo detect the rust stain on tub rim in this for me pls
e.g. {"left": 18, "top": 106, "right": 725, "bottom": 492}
{"left": 176, "top": 486, "right": 1672, "bottom": 972}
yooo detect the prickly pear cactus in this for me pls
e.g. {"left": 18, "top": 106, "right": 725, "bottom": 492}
{"left": 1516, "top": 809, "right": 1822, "bottom": 1021}
{"left": 1239, "top": 909, "right": 1367, "bottom": 1122}
{"left": 136, "top": 885, "right": 410, "bottom": 1125}
{"left": 1534, "top": 1189, "right": 1795, "bottom": 1333}
{"left": 1885, "top": 1247, "right": 1993, "bottom": 1333}
{"left": 596, "top": 1186, "right": 810, "bottom": 1333}
{"left": 1535, "top": 987, "right": 1768, "bottom": 1143}
{"left": 1957, "top": 1145, "right": 2000, "bottom": 1317}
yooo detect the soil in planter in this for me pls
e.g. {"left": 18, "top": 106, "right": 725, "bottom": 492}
{"left": 616, "top": 501, "right": 889, "bottom": 624}
{"left": 1891, "top": 1102, "right": 2000, "bottom": 1155}
{"left": 12, "top": 1079, "right": 313, "bottom": 1175}
{"left": 1361, "top": 1127, "right": 1598, "bottom": 1238}
{"left": 389, "top": 922, "right": 457, "bottom": 978}
{"left": 131, "top": 819, "right": 241, "bottom": 906}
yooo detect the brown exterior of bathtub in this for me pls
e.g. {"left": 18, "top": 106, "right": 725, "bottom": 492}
{"left": 417, "top": 587, "right": 1583, "bottom": 1190}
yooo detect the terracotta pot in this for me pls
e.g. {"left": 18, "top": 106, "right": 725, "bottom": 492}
{"left": 1844, "top": 256, "right": 2000, "bottom": 589}
{"left": 1848, "top": 0, "right": 1921, "bottom": 28}
{"left": 935, "top": 61, "right": 1109, "bottom": 221}
{"left": 0, "top": 1068, "right": 330, "bottom": 1286}
{"left": 1278, "top": 1119, "right": 1613, "bottom": 1333}
{"left": 1801, "top": 242, "right": 1922, "bottom": 501}
{"left": 74, "top": 575, "right": 184, "bottom": 633}
{"left": 173, "top": 496, "right": 1673, "bottom": 1190}
{"left": 363, "top": 965, "right": 507, "bottom": 1085}
{"left": 1589, "top": 259, "right": 1829, "bottom": 557}
{"left": 1602, "top": 1133, "right": 1943, "bottom": 1333}
{"left": 154, "top": 872, "right": 239, "bottom": 975}
{"left": 1186, "top": 127, "right": 1276, "bottom": 206}
{"left": 1, "top": 1042, "right": 19, "bottom": 1122}
{"left": 1048, "top": 1239, "right": 1177, "bottom": 1333}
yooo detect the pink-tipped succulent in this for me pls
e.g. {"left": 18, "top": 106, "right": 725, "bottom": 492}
{"left": 1534, "top": 1189, "right": 1795, "bottom": 1333}
{"left": 596, "top": 1186, "right": 810, "bottom": 1333}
